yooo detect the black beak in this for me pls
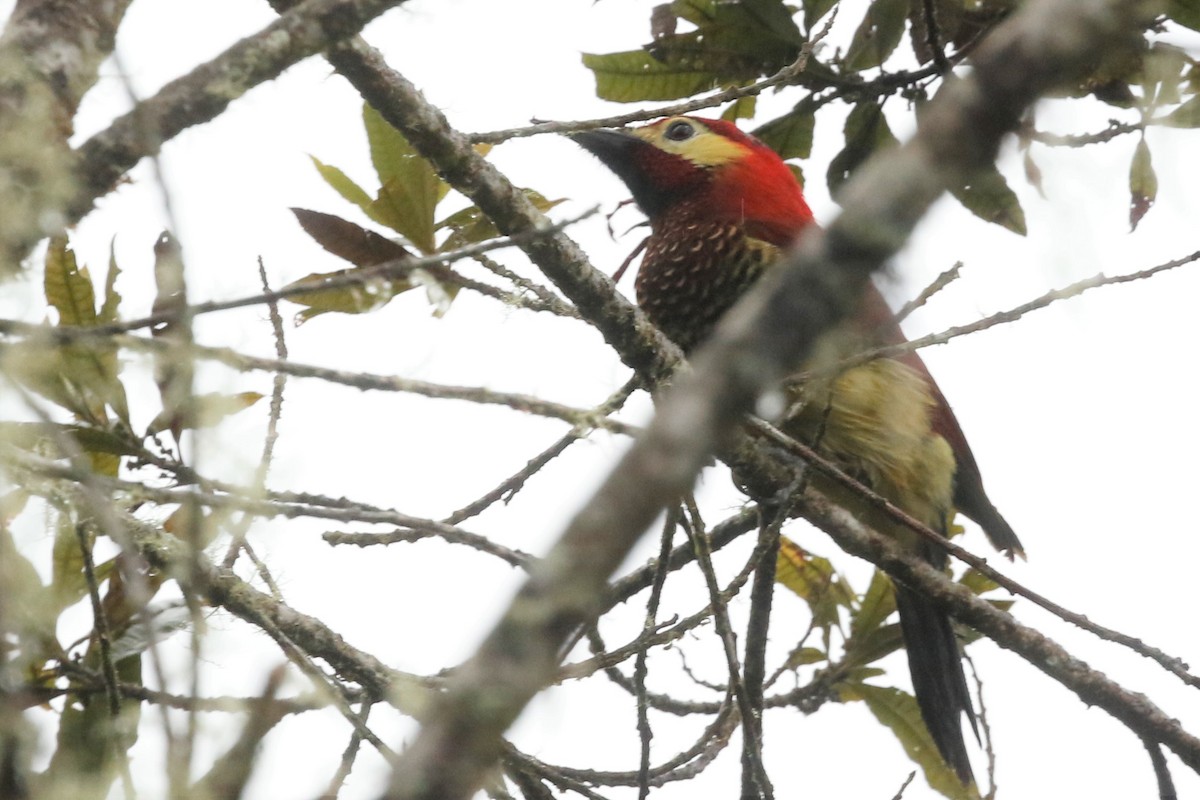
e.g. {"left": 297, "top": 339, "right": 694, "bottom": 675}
{"left": 569, "top": 128, "right": 641, "bottom": 165}
{"left": 570, "top": 128, "right": 668, "bottom": 218}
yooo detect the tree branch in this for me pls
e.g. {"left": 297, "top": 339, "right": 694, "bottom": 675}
{"left": 65, "top": 0, "right": 411, "bottom": 227}
{"left": 0, "top": 0, "right": 135, "bottom": 274}
{"left": 372, "top": 0, "right": 1152, "bottom": 796}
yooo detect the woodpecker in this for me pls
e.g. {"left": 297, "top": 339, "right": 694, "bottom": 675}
{"left": 573, "top": 116, "right": 1023, "bottom": 785}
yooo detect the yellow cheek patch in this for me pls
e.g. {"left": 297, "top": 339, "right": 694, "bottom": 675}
{"left": 635, "top": 122, "right": 751, "bottom": 167}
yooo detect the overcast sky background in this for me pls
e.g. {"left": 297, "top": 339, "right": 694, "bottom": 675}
{"left": 5, "top": 0, "right": 1200, "bottom": 798}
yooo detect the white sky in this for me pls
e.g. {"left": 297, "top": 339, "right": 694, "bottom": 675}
{"left": 5, "top": 0, "right": 1200, "bottom": 798}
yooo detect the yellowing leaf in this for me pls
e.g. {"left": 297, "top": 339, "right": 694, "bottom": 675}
{"left": 775, "top": 537, "right": 854, "bottom": 628}
{"left": 1162, "top": 94, "right": 1200, "bottom": 127}
{"left": 311, "top": 155, "right": 375, "bottom": 216}
{"left": 44, "top": 237, "right": 97, "bottom": 328}
{"left": 281, "top": 267, "right": 411, "bottom": 324}
{"left": 99, "top": 239, "right": 122, "bottom": 325}
{"left": 844, "top": 683, "right": 978, "bottom": 799}
{"left": 147, "top": 392, "right": 264, "bottom": 435}
{"left": 37, "top": 239, "right": 130, "bottom": 427}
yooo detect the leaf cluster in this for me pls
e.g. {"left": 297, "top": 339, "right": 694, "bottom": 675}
{"left": 583, "top": 0, "right": 1200, "bottom": 233}
{"left": 290, "top": 104, "right": 563, "bottom": 324}
{"left": 774, "top": 534, "right": 1010, "bottom": 797}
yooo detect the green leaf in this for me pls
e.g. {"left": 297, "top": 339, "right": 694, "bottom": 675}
{"left": 669, "top": 0, "right": 803, "bottom": 46}
{"left": 439, "top": 191, "right": 566, "bottom": 251}
{"left": 844, "top": 683, "right": 977, "bottom": 799}
{"left": 739, "top": 0, "right": 805, "bottom": 45}
{"left": 844, "top": 0, "right": 909, "bottom": 72}
{"left": 670, "top": 0, "right": 716, "bottom": 27}
{"left": 51, "top": 515, "right": 88, "bottom": 614}
{"left": 754, "top": 99, "right": 818, "bottom": 160}
{"left": 957, "top": 568, "right": 1001, "bottom": 596}
{"left": 788, "top": 163, "right": 805, "bottom": 189}
{"left": 851, "top": 569, "right": 897, "bottom": 639}
{"left": 845, "top": 623, "right": 905, "bottom": 667}
{"left": 311, "top": 155, "right": 376, "bottom": 218}
{"left": 1140, "top": 43, "right": 1190, "bottom": 107}
{"left": 804, "top": 0, "right": 839, "bottom": 31}
{"left": 721, "top": 94, "right": 757, "bottom": 121}
{"left": 783, "top": 646, "right": 829, "bottom": 669}
{"left": 1169, "top": 0, "right": 1200, "bottom": 30}
{"left": 371, "top": 175, "right": 441, "bottom": 255}
{"left": 583, "top": 50, "right": 725, "bottom": 102}
{"left": 48, "top": 637, "right": 142, "bottom": 798}
{"left": 0, "top": 522, "right": 54, "bottom": 637}
{"left": 827, "top": 101, "right": 897, "bottom": 198}
{"left": 949, "top": 164, "right": 1027, "bottom": 235}
{"left": 0, "top": 422, "right": 139, "bottom": 460}
{"left": 362, "top": 104, "right": 446, "bottom": 253}
{"left": 1161, "top": 94, "right": 1200, "bottom": 127}
{"left": 908, "top": 0, "right": 963, "bottom": 64}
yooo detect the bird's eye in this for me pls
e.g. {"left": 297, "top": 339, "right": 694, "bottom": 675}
{"left": 664, "top": 120, "right": 695, "bottom": 142}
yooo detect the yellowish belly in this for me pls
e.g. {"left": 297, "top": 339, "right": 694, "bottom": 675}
{"left": 785, "top": 355, "right": 956, "bottom": 537}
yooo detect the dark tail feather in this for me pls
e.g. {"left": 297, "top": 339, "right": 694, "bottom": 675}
{"left": 961, "top": 493, "right": 1025, "bottom": 560}
{"left": 894, "top": 584, "right": 977, "bottom": 785}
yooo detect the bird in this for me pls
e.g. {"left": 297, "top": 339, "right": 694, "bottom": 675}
{"left": 572, "top": 115, "right": 1023, "bottom": 786}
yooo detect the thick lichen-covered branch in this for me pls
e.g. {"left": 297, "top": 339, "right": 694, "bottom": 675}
{"left": 67, "top": 0, "right": 410, "bottom": 226}
{"left": 0, "top": 0, "right": 135, "bottom": 275}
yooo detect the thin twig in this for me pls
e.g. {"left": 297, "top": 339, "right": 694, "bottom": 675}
{"left": 319, "top": 701, "right": 376, "bottom": 800}
{"left": 0, "top": 332, "right": 641, "bottom": 437}
{"left": 441, "top": 379, "right": 640, "bottom": 525}
{"left": 893, "top": 261, "right": 961, "bottom": 324}
{"left": 836, "top": 248, "right": 1200, "bottom": 374}
{"left": 747, "top": 416, "right": 1200, "bottom": 692}
{"left": 921, "top": 0, "right": 951, "bottom": 73}
{"left": 74, "top": 522, "right": 135, "bottom": 798}
{"left": 889, "top": 772, "right": 917, "bottom": 800}
{"left": 10, "top": 209, "right": 596, "bottom": 342}
{"left": 964, "top": 652, "right": 997, "bottom": 797}
{"left": 1144, "top": 736, "right": 1178, "bottom": 800}
{"left": 323, "top": 527, "right": 533, "bottom": 569}
{"left": 681, "top": 498, "right": 773, "bottom": 800}
{"left": 223, "top": 258, "right": 290, "bottom": 576}
{"left": 740, "top": 508, "right": 785, "bottom": 800}
{"left": 636, "top": 509, "right": 679, "bottom": 800}
{"left": 1029, "top": 119, "right": 1144, "bottom": 147}
{"left": 506, "top": 699, "right": 738, "bottom": 788}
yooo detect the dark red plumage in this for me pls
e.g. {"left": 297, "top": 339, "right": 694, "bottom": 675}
{"left": 575, "top": 116, "right": 1024, "bottom": 786}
